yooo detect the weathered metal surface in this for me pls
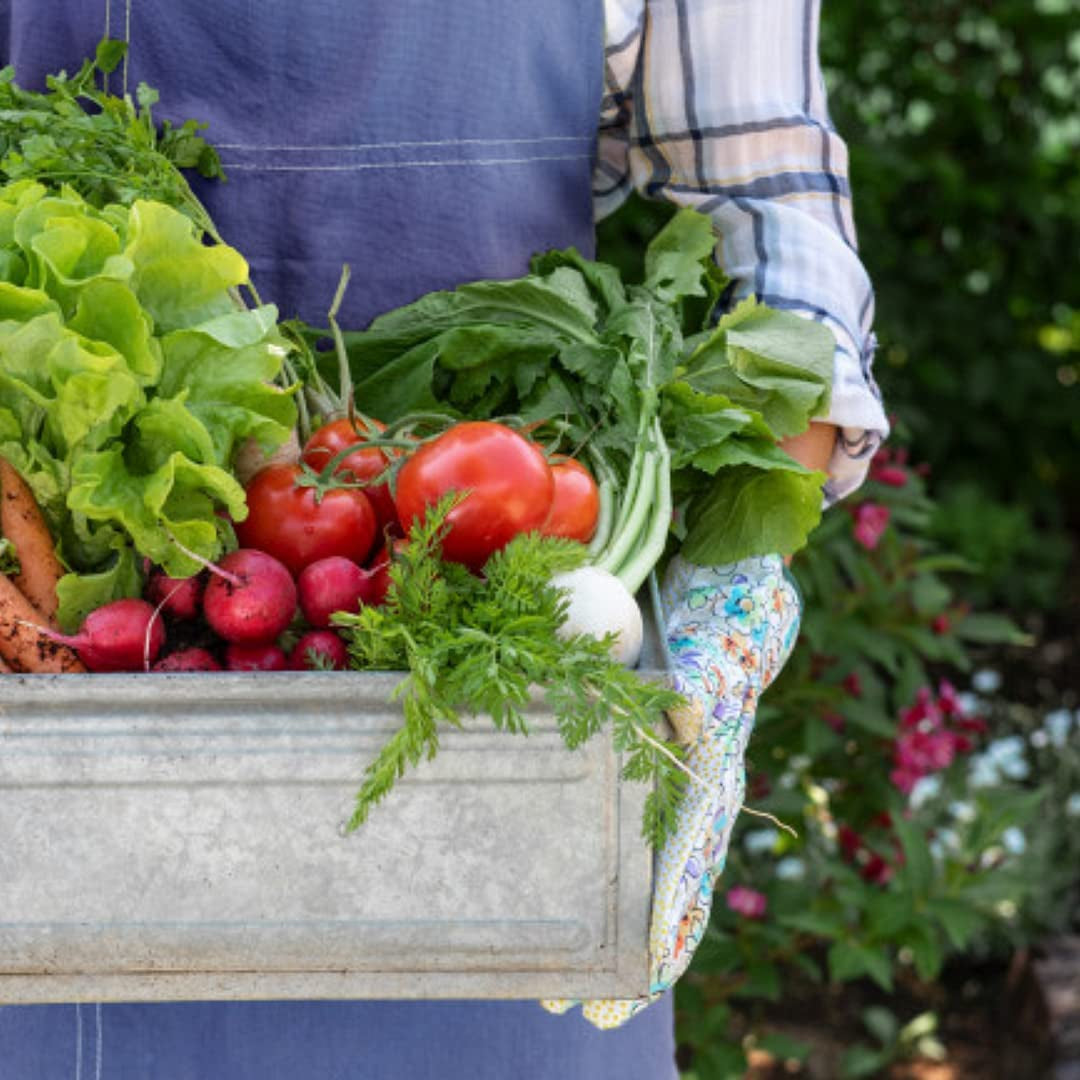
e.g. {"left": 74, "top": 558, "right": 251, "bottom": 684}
{"left": 0, "top": 670, "right": 653, "bottom": 1003}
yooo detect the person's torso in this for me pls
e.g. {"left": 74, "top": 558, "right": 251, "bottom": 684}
{"left": 0, "top": 6, "right": 679, "bottom": 1078}
{"left": 2, "top": 0, "right": 604, "bottom": 327}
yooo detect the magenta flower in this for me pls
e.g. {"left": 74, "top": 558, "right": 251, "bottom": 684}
{"left": 874, "top": 465, "right": 909, "bottom": 487}
{"left": 890, "top": 681, "right": 985, "bottom": 796}
{"left": 726, "top": 885, "right": 767, "bottom": 919}
{"left": 853, "top": 502, "right": 891, "bottom": 550}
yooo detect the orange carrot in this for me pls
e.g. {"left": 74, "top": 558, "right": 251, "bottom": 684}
{"left": 0, "top": 458, "right": 65, "bottom": 625}
{"left": 0, "top": 654, "right": 11, "bottom": 673}
{"left": 0, "top": 574, "right": 86, "bottom": 673}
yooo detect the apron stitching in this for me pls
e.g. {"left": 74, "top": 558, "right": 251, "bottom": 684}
{"left": 218, "top": 153, "right": 594, "bottom": 172}
{"left": 122, "top": 0, "right": 133, "bottom": 96}
{"left": 102, "top": 0, "right": 111, "bottom": 94}
{"left": 95, "top": 1003, "right": 103, "bottom": 1080}
{"left": 216, "top": 136, "right": 592, "bottom": 151}
{"left": 74, "top": 1003, "right": 82, "bottom": 1080}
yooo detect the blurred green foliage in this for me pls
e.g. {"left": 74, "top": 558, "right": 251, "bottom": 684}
{"left": 819, "top": 1, "right": 1080, "bottom": 519}
{"left": 599, "top": 0, "right": 1080, "bottom": 614}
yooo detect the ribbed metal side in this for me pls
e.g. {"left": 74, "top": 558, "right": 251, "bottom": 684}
{"left": 0, "top": 671, "right": 652, "bottom": 1003}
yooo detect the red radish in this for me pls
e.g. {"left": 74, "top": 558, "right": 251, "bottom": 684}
{"left": 289, "top": 629, "right": 348, "bottom": 671}
{"left": 367, "top": 539, "right": 409, "bottom": 607}
{"left": 202, "top": 549, "right": 297, "bottom": 645}
{"left": 145, "top": 568, "right": 204, "bottom": 621}
{"left": 297, "top": 556, "right": 378, "bottom": 628}
{"left": 152, "top": 647, "right": 222, "bottom": 672}
{"left": 42, "top": 598, "right": 165, "bottom": 672}
{"left": 225, "top": 642, "right": 289, "bottom": 671}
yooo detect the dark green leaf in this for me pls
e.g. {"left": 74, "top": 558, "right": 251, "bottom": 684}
{"left": 682, "top": 465, "right": 826, "bottom": 564}
{"left": 893, "top": 816, "right": 933, "bottom": 896}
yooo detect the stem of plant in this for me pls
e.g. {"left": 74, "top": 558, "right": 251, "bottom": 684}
{"left": 165, "top": 531, "right": 242, "bottom": 587}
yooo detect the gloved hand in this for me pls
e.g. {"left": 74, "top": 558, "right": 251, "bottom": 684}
{"left": 542, "top": 553, "right": 802, "bottom": 1029}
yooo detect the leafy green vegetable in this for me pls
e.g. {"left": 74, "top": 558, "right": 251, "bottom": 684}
{"left": 0, "top": 179, "right": 296, "bottom": 627}
{"left": 334, "top": 494, "right": 688, "bottom": 846}
{"left": 319, "top": 208, "right": 835, "bottom": 577}
{"left": 0, "top": 40, "right": 225, "bottom": 241}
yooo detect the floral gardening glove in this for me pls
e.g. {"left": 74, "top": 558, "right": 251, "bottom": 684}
{"left": 541, "top": 553, "right": 801, "bottom": 1029}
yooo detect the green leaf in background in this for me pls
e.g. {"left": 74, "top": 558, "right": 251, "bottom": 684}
{"left": 951, "top": 612, "right": 1034, "bottom": 646}
{"left": 925, "top": 898, "right": 985, "bottom": 951}
{"left": 841, "top": 1044, "right": 893, "bottom": 1079}
{"left": 682, "top": 464, "right": 826, "bottom": 564}
{"left": 828, "top": 941, "right": 894, "bottom": 991}
{"left": 866, "top": 891, "right": 914, "bottom": 938}
{"left": 861, "top": 1005, "right": 899, "bottom": 1046}
{"left": 892, "top": 815, "right": 933, "bottom": 896}
{"left": 902, "top": 923, "right": 944, "bottom": 982}
{"left": 757, "top": 1031, "right": 811, "bottom": 1064}
{"left": 778, "top": 910, "right": 848, "bottom": 938}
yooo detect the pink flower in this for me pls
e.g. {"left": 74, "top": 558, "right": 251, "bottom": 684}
{"left": 890, "top": 681, "right": 985, "bottom": 796}
{"left": 873, "top": 465, "right": 909, "bottom": 487}
{"left": 823, "top": 710, "right": 846, "bottom": 733}
{"left": 852, "top": 502, "right": 891, "bottom": 550}
{"left": 726, "top": 885, "right": 767, "bottom": 919}
{"left": 842, "top": 672, "right": 863, "bottom": 698}
{"left": 838, "top": 824, "right": 863, "bottom": 862}
{"left": 860, "top": 852, "right": 894, "bottom": 885}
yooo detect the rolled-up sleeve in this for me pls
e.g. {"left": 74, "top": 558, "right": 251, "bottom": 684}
{"left": 598, "top": 0, "right": 890, "bottom": 502}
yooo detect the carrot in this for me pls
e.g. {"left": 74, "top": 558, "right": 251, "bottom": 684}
{"left": 0, "top": 458, "right": 65, "bottom": 625}
{"left": 0, "top": 573, "right": 86, "bottom": 673}
{"left": 0, "top": 654, "right": 11, "bottom": 673}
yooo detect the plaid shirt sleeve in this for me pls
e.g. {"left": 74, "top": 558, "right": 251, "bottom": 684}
{"left": 598, "top": 0, "right": 890, "bottom": 502}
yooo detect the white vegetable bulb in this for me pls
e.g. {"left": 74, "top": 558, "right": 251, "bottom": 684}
{"left": 550, "top": 566, "right": 644, "bottom": 668}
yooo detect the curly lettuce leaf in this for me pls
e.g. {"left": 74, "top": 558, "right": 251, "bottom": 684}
{"left": 67, "top": 447, "right": 247, "bottom": 577}
{"left": 157, "top": 311, "right": 297, "bottom": 467}
{"left": 123, "top": 199, "right": 248, "bottom": 331}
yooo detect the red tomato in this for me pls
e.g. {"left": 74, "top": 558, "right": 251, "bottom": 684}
{"left": 301, "top": 417, "right": 399, "bottom": 535}
{"left": 394, "top": 421, "right": 555, "bottom": 569}
{"left": 237, "top": 464, "right": 377, "bottom": 576}
{"left": 540, "top": 456, "right": 600, "bottom": 543}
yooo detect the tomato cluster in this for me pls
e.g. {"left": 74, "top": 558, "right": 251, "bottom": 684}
{"left": 240, "top": 418, "right": 600, "bottom": 575}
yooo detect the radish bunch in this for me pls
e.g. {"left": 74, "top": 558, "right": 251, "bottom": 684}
{"left": 56, "top": 546, "right": 390, "bottom": 674}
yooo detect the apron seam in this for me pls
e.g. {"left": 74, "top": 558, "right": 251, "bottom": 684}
{"left": 96, "top": 1003, "right": 104, "bottom": 1080}
{"left": 216, "top": 136, "right": 593, "bottom": 151}
{"left": 74, "top": 1003, "right": 82, "bottom": 1080}
{"left": 218, "top": 153, "right": 595, "bottom": 172}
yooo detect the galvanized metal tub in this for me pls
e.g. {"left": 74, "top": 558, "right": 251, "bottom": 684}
{"left": 0, "top": 667, "right": 655, "bottom": 1004}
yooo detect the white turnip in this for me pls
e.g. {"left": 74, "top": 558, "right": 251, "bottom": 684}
{"left": 550, "top": 565, "right": 643, "bottom": 667}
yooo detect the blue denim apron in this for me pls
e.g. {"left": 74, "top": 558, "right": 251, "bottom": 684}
{"left": 0, "top": 3, "right": 678, "bottom": 1076}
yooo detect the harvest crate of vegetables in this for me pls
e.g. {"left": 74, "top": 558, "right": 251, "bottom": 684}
{"left": 0, "top": 45, "right": 833, "bottom": 1000}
